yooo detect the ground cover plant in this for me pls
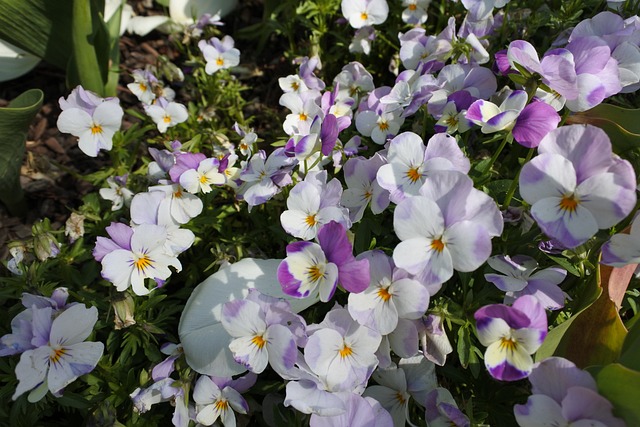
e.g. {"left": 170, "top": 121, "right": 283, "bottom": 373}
{"left": 1, "top": 0, "right": 640, "bottom": 425}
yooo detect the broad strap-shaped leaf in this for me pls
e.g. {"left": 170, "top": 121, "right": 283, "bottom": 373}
{"left": 0, "top": 88, "right": 43, "bottom": 216}
{"left": 567, "top": 104, "right": 640, "bottom": 153}
{"left": 0, "top": 0, "right": 73, "bottom": 69}
{"left": 594, "top": 363, "right": 640, "bottom": 426}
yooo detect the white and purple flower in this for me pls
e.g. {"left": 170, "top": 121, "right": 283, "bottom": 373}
{"left": 519, "top": 125, "right": 637, "bottom": 249}
{"left": 474, "top": 295, "right": 547, "bottom": 381}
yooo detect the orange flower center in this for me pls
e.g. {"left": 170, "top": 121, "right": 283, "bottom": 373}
{"left": 559, "top": 194, "right": 579, "bottom": 213}
{"left": 251, "top": 335, "right": 267, "bottom": 349}
{"left": 406, "top": 167, "right": 421, "bottom": 183}
{"left": 431, "top": 238, "right": 445, "bottom": 253}
{"left": 307, "top": 265, "right": 324, "bottom": 282}
{"left": 134, "top": 255, "right": 153, "bottom": 272}
{"left": 50, "top": 347, "right": 66, "bottom": 364}
{"left": 360, "top": 12, "right": 369, "bottom": 21}
{"left": 91, "top": 124, "right": 103, "bottom": 135}
{"left": 408, "top": 4, "right": 417, "bottom": 10}
{"left": 216, "top": 57, "right": 225, "bottom": 66}
{"left": 339, "top": 344, "right": 353, "bottom": 358}
{"left": 378, "top": 121, "right": 389, "bottom": 131}
{"left": 377, "top": 287, "right": 392, "bottom": 302}
{"left": 305, "top": 214, "right": 318, "bottom": 227}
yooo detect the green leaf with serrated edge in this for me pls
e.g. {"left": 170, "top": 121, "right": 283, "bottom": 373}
{"left": 0, "top": 88, "right": 43, "bottom": 217}
{"left": 595, "top": 364, "right": 640, "bottom": 426}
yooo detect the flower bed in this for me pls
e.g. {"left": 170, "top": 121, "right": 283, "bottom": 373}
{"left": 1, "top": 0, "right": 640, "bottom": 425}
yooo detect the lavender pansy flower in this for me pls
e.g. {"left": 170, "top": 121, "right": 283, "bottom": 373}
{"left": 341, "top": 0, "right": 389, "bottom": 29}
{"left": 425, "top": 387, "right": 471, "bottom": 427}
{"left": 474, "top": 295, "right": 547, "bottom": 381}
{"left": 193, "top": 375, "right": 249, "bottom": 426}
{"left": 304, "top": 306, "right": 381, "bottom": 392}
{"left": 519, "top": 125, "right": 637, "bottom": 249}
{"left": 198, "top": 35, "right": 240, "bottom": 74}
{"left": 278, "top": 221, "right": 370, "bottom": 301}
{"left": 12, "top": 304, "right": 104, "bottom": 401}
{"left": 601, "top": 213, "right": 640, "bottom": 267}
{"left": 376, "top": 132, "right": 470, "bottom": 204}
{"left": 466, "top": 90, "right": 561, "bottom": 148}
{"left": 310, "top": 394, "right": 393, "bottom": 427}
{"left": 393, "top": 171, "right": 503, "bottom": 295}
{"left": 485, "top": 255, "right": 567, "bottom": 310}
{"left": 280, "top": 171, "right": 350, "bottom": 240}
{"left": 348, "top": 250, "right": 430, "bottom": 336}
{"left": 57, "top": 86, "right": 124, "bottom": 157}
{"left": 514, "top": 357, "right": 625, "bottom": 427}
{"left": 221, "top": 289, "right": 304, "bottom": 378}
{"left": 341, "top": 154, "right": 390, "bottom": 223}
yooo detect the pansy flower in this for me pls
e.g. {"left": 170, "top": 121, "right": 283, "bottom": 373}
{"left": 519, "top": 125, "right": 636, "bottom": 249}
{"left": 474, "top": 295, "right": 547, "bottom": 381}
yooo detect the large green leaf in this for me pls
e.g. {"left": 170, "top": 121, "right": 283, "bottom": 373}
{"left": 0, "top": 89, "right": 43, "bottom": 216}
{"left": 567, "top": 104, "right": 640, "bottom": 153}
{"left": 595, "top": 364, "right": 640, "bottom": 426}
{"left": 619, "top": 317, "right": 640, "bottom": 371}
{"left": 0, "top": 0, "right": 73, "bottom": 69}
{"left": 67, "top": 0, "right": 107, "bottom": 95}
{"left": 536, "top": 260, "right": 632, "bottom": 367}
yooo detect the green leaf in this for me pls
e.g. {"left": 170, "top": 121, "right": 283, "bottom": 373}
{"left": 67, "top": 0, "right": 107, "bottom": 95}
{"left": 619, "top": 317, "right": 640, "bottom": 371}
{"left": 595, "top": 364, "right": 640, "bottom": 426}
{"left": 0, "top": 89, "right": 43, "bottom": 217}
{"left": 543, "top": 253, "right": 581, "bottom": 277}
{"left": 0, "top": 0, "right": 73, "bottom": 69}
{"left": 567, "top": 104, "right": 640, "bottom": 153}
{"left": 457, "top": 325, "right": 471, "bottom": 368}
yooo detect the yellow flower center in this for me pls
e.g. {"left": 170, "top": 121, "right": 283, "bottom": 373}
{"left": 199, "top": 174, "right": 209, "bottom": 184}
{"left": 307, "top": 265, "right": 325, "bottom": 282}
{"left": 360, "top": 12, "right": 369, "bottom": 21}
{"left": 299, "top": 113, "right": 308, "bottom": 122}
{"left": 431, "top": 238, "right": 445, "bottom": 253}
{"left": 174, "top": 189, "right": 183, "bottom": 198}
{"left": 216, "top": 57, "right": 225, "bottom": 66}
{"left": 139, "top": 83, "right": 147, "bottom": 92}
{"left": 559, "top": 194, "right": 579, "bottom": 213}
{"left": 378, "top": 121, "right": 389, "bottom": 131}
{"left": 364, "top": 190, "right": 372, "bottom": 200}
{"left": 445, "top": 116, "right": 458, "bottom": 127}
{"left": 406, "top": 167, "right": 421, "bottom": 183}
{"left": 499, "top": 337, "right": 518, "bottom": 353}
{"left": 408, "top": 4, "right": 417, "bottom": 11}
{"left": 339, "top": 344, "right": 353, "bottom": 358}
{"left": 91, "top": 124, "right": 103, "bottom": 135}
{"left": 396, "top": 392, "right": 407, "bottom": 404}
{"left": 305, "top": 214, "right": 317, "bottom": 227}
{"left": 377, "top": 287, "right": 392, "bottom": 302}
{"left": 163, "top": 115, "right": 172, "bottom": 124}
{"left": 215, "top": 399, "right": 229, "bottom": 412}
{"left": 134, "top": 254, "right": 153, "bottom": 272}
{"left": 251, "top": 335, "right": 267, "bottom": 349}
{"left": 50, "top": 347, "right": 66, "bottom": 364}
{"left": 291, "top": 81, "right": 300, "bottom": 91}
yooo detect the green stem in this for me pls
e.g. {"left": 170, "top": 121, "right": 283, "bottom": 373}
{"left": 481, "top": 132, "right": 511, "bottom": 177}
{"left": 502, "top": 148, "right": 535, "bottom": 209}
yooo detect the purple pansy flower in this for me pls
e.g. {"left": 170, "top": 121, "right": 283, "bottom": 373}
{"left": 474, "top": 295, "right": 547, "bottom": 381}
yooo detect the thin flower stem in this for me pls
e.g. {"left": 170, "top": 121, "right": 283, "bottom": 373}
{"left": 481, "top": 132, "right": 511, "bottom": 177}
{"left": 502, "top": 147, "right": 535, "bottom": 209}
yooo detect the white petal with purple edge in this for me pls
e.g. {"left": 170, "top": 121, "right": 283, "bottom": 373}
{"left": 520, "top": 154, "right": 577, "bottom": 205}
{"left": 514, "top": 395, "right": 565, "bottom": 427}
{"left": 443, "top": 220, "right": 491, "bottom": 272}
